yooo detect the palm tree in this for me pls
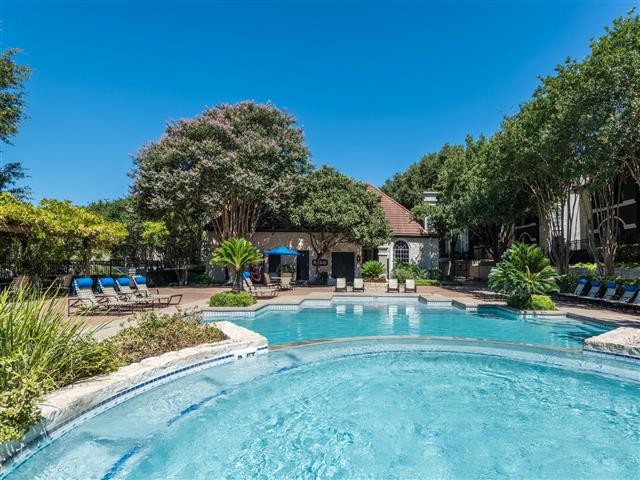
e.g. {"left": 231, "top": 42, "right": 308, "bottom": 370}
{"left": 489, "top": 243, "right": 559, "bottom": 302}
{"left": 211, "top": 238, "right": 263, "bottom": 292}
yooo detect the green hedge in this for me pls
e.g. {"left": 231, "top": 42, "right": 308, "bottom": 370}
{"left": 209, "top": 291, "right": 256, "bottom": 307}
{"left": 507, "top": 294, "right": 556, "bottom": 311}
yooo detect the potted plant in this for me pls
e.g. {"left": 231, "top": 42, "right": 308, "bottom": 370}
{"left": 278, "top": 264, "right": 296, "bottom": 280}
{"left": 361, "top": 260, "right": 387, "bottom": 292}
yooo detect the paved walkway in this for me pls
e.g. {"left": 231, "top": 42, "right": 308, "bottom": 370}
{"left": 77, "top": 283, "right": 640, "bottom": 340}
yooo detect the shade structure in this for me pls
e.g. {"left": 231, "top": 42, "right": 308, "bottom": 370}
{"left": 263, "top": 245, "right": 300, "bottom": 256}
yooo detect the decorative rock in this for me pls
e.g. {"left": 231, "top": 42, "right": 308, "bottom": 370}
{"left": 584, "top": 327, "right": 640, "bottom": 359}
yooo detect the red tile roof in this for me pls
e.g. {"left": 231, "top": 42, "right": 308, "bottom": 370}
{"left": 367, "top": 184, "right": 426, "bottom": 237}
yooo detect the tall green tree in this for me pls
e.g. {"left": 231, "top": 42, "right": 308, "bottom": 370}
{"left": 381, "top": 151, "right": 445, "bottom": 209}
{"left": 289, "top": 166, "right": 391, "bottom": 277}
{"left": 0, "top": 49, "right": 31, "bottom": 199}
{"left": 498, "top": 64, "right": 584, "bottom": 274}
{"left": 132, "top": 101, "right": 311, "bottom": 245}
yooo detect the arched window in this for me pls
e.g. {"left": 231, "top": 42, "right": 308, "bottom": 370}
{"left": 393, "top": 241, "right": 409, "bottom": 265}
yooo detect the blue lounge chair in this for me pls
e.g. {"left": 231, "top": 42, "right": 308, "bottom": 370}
{"left": 68, "top": 277, "right": 131, "bottom": 315}
{"left": 601, "top": 281, "right": 618, "bottom": 301}
{"left": 132, "top": 275, "right": 182, "bottom": 305}
{"left": 584, "top": 280, "right": 602, "bottom": 299}
{"left": 572, "top": 278, "right": 588, "bottom": 296}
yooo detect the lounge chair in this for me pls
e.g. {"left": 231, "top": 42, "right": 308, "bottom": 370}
{"left": 5, "top": 275, "right": 39, "bottom": 294}
{"left": 601, "top": 282, "right": 619, "bottom": 301}
{"left": 405, "top": 279, "right": 417, "bottom": 293}
{"left": 243, "top": 276, "right": 279, "bottom": 298}
{"left": 387, "top": 278, "right": 399, "bottom": 293}
{"left": 98, "top": 277, "right": 152, "bottom": 309}
{"left": 263, "top": 272, "right": 278, "bottom": 286}
{"left": 335, "top": 277, "right": 347, "bottom": 292}
{"left": 572, "top": 278, "right": 588, "bottom": 296}
{"left": 131, "top": 275, "right": 182, "bottom": 306}
{"left": 608, "top": 285, "right": 637, "bottom": 307}
{"left": 68, "top": 277, "right": 131, "bottom": 315}
{"left": 353, "top": 278, "right": 364, "bottom": 292}
{"left": 584, "top": 280, "right": 602, "bottom": 299}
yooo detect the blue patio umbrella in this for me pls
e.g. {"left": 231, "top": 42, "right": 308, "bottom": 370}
{"left": 263, "top": 246, "right": 300, "bottom": 256}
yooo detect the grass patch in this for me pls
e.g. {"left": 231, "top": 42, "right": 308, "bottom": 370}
{"left": 209, "top": 291, "right": 256, "bottom": 307}
{"left": 110, "top": 312, "right": 227, "bottom": 365}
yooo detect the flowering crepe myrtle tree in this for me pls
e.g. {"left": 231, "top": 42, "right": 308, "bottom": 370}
{"left": 289, "top": 166, "right": 391, "bottom": 278}
{"left": 132, "top": 101, "right": 311, "bottom": 245}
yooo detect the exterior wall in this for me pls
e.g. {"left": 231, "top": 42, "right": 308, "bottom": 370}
{"left": 207, "top": 230, "right": 361, "bottom": 283}
{"left": 383, "top": 236, "right": 439, "bottom": 277}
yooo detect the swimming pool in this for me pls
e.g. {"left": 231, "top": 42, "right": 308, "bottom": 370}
{"left": 208, "top": 297, "right": 611, "bottom": 348}
{"left": 7, "top": 339, "right": 639, "bottom": 479}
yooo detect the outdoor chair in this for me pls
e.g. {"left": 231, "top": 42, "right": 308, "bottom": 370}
{"left": 132, "top": 275, "right": 182, "bottom": 306}
{"left": 98, "top": 277, "right": 152, "bottom": 310}
{"left": 572, "top": 278, "right": 588, "bottom": 296}
{"left": 387, "top": 278, "right": 400, "bottom": 293}
{"left": 243, "top": 276, "right": 279, "bottom": 298}
{"left": 405, "top": 279, "right": 417, "bottom": 293}
{"left": 584, "top": 280, "right": 602, "bottom": 299}
{"left": 68, "top": 278, "right": 132, "bottom": 315}
{"left": 263, "top": 272, "right": 278, "bottom": 286}
{"left": 601, "top": 281, "right": 619, "bottom": 301}
{"left": 353, "top": 278, "right": 364, "bottom": 292}
{"left": 5, "top": 275, "right": 29, "bottom": 294}
{"left": 335, "top": 277, "right": 347, "bottom": 292}
{"left": 607, "top": 285, "right": 637, "bottom": 308}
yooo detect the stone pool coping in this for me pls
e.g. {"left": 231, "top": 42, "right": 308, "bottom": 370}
{"left": 584, "top": 327, "right": 640, "bottom": 359}
{"left": 0, "top": 321, "right": 268, "bottom": 469}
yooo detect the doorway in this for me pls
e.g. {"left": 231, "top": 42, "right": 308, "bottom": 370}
{"left": 331, "top": 252, "right": 355, "bottom": 281}
{"left": 296, "top": 250, "right": 309, "bottom": 281}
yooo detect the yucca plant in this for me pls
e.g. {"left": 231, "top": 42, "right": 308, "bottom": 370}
{"left": 0, "top": 287, "right": 118, "bottom": 441}
{"left": 211, "top": 238, "right": 263, "bottom": 292}
{"left": 489, "top": 243, "right": 559, "bottom": 303}
{"left": 361, "top": 260, "right": 385, "bottom": 280}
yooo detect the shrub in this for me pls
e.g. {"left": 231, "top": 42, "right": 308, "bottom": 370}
{"left": 616, "top": 243, "right": 640, "bottom": 263}
{"left": 209, "top": 291, "right": 256, "bottom": 307}
{"left": 0, "top": 288, "right": 119, "bottom": 442}
{"left": 111, "top": 312, "right": 227, "bottom": 365}
{"left": 277, "top": 264, "right": 295, "bottom": 275}
{"left": 507, "top": 294, "right": 556, "bottom": 311}
{"left": 392, "top": 262, "right": 426, "bottom": 282}
{"left": 361, "top": 260, "right": 385, "bottom": 279}
{"left": 489, "top": 243, "right": 559, "bottom": 303}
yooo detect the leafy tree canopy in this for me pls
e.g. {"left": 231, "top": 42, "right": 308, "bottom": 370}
{"left": 132, "top": 101, "right": 311, "bottom": 242}
{"left": 381, "top": 151, "right": 445, "bottom": 209}
{"left": 289, "top": 166, "right": 391, "bottom": 272}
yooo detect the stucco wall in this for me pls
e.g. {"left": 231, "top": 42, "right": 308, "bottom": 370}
{"left": 379, "top": 236, "right": 439, "bottom": 277}
{"left": 207, "top": 231, "right": 362, "bottom": 283}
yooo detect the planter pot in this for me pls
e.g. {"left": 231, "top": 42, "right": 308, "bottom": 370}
{"left": 364, "top": 281, "right": 388, "bottom": 292}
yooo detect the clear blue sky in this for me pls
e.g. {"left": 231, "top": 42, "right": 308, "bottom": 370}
{"left": 2, "top": 0, "right": 636, "bottom": 205}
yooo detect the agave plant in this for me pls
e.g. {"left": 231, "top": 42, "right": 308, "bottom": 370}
{"left": 211, "top": 238, "right": 263, "bottom": 292}
{"left": 489, "top": 243, "right": 559, "bottom": 301}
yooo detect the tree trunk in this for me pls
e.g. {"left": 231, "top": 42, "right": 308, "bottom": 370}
{"left": 587, "top": 179, "right": 622, "bottom": 277}
{"left": 232, "top": 268, "right": 243, "bottom": 292}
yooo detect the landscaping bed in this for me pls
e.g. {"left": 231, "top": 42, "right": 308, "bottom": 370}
{"left": 0, "top": 288, "right": 226, "bottom": 444}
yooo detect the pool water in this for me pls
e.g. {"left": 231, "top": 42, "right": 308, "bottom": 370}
{"left": 8, "top": 340, "right": 639, "bottom": 479}
{"left": 220, "top": 298, "right": 611, "bottom": 348}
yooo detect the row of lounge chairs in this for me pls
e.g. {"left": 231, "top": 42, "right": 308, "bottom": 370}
{"left": 558, "top": 278, "right": 640, "bottom": 310}
{"left": 68, "top": 276, "right": 182, "bottom": 315}
{"left": 335, "top": 278, "right": 417, "bottom": 293}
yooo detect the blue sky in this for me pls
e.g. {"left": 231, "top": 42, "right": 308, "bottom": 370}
{"left": 2, "top": 0, "right": 636, "bottom": 205}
